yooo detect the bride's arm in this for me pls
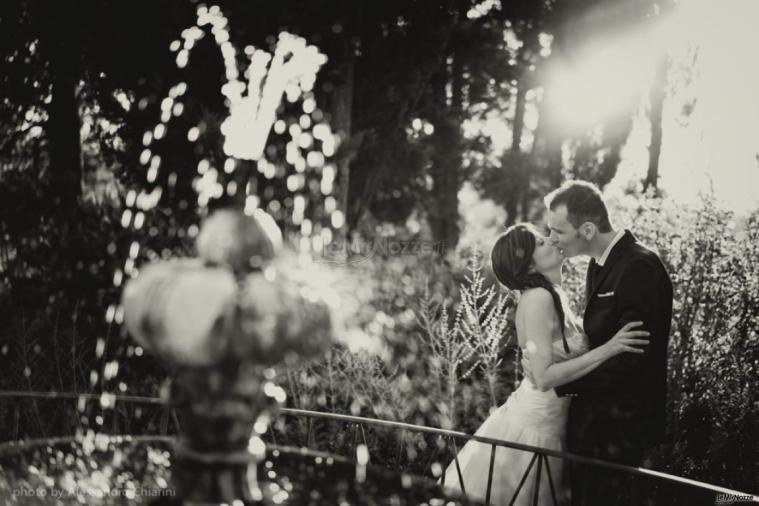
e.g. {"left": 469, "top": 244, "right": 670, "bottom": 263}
{"left": 521, "top": 289, "right": 648, "bottom": 392}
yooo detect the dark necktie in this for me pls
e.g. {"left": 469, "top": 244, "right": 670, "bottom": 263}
{"left": 590, "top": 261, "right": 603, "bottom": 291}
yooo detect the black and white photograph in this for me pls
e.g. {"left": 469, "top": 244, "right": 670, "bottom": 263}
{"left": 1, "top": 1, "right": 758, "bottom": 505}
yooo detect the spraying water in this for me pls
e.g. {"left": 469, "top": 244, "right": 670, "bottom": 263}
{"left": 92, "top": 3, "right": 341, "bottom": 434}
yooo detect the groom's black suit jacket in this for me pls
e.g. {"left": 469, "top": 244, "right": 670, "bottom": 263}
{"left": 555, "top": 230, "right": 673, "bottom": 465}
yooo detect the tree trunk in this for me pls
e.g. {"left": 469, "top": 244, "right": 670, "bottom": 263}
{"left": 511, "top": 75, "right": 528, "bottom": 154}
{"left": 427, "top": 4, "right": 466, "bottom": 252}
{"left": 645, "top": 56, "right": 668, "bottom": 192}
{"left": 530, "top": 83, "right": 565, "bottom": 189}
{"left": 47, "top": 9, "right": 82, "bottom": 211}
{"left": 428, "top": 63, "right": 462, "bottom": 251}
{"left": 332, "top": 57, "right": 355, "bottom": 241}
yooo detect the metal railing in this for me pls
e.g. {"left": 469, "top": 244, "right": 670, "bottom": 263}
{"left": 1, "top": 391, "right": 756, "bottom": 506}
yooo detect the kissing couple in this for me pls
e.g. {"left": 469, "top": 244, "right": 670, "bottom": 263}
{"left": 443, "top": 181, "right": 673, "bottom": 506}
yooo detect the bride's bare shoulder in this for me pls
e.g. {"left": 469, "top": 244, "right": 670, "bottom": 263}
{"left": 516, "top": 288, "right": 554, "bottom": 316}
{"left": 518, "top": 287, "right": 552, "bottom": 304}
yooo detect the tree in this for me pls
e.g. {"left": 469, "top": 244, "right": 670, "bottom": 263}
{"left": 531, "top": 0, "right": 665, "bottom": 191}
{"left": 644, "top": 55, "right": 668, "bottom": 192}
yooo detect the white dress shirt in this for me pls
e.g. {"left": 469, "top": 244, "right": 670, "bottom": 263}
{"left": 595, "top": 229, "right": 625, "bottom": 267}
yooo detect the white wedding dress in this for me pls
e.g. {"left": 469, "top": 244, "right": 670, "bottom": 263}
{"left": 442, "top": 331, "right": 589, "bottom": 505}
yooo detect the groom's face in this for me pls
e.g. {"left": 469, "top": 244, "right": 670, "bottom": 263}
{"left": 546, "top": 205, "right": 587, "bottom": 258}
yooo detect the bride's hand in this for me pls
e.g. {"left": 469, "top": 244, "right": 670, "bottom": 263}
{"left": 603, "top": 321, "right": 650, "bottom": 358}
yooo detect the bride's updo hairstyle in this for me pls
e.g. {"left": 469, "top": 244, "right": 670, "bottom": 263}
{"left": 491, "top": 223, "right": 569, "bottom": 353}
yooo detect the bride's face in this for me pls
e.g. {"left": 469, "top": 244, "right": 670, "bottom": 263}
{"left": 531, "top": 232, "right": 563, "bottom": 274}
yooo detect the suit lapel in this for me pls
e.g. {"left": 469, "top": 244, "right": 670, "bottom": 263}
{"left": 587, "top": 230, "right": 636, "bottom": 301}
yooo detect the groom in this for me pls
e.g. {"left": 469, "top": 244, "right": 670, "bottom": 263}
{"left": 543, "top": 181, "right": 673, "bottom": 506}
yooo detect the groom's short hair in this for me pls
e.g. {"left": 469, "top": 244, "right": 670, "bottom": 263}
{"left": 544, "top": 181, "right": 612, "bottom": 233}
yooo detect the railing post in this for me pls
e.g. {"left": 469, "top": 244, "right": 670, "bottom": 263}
{"left": 159, "top": 406, "right": 170, "bottom": 436}
{"left": 532, "top": 452, "right": 543, "bottom": 506}
{"left": 397, "top": 428, "right": 405, "bottom": 465}
{"left": 485, "top": 443, "right": 497, "bottom": 506}
{"left": 112, "top": 405, "right": 120, "bottom": 433}
{"left": 13, "top": 401, "right": 21, "bottom": 441}
{"left": 359, "top": 423, "right": 368, "bottom": 449}
{"left": 451, "top": 437, "right": 468, "bottom": 501}
{"left": 440, "top": 435, "right": 448, "bottom": 488}
{"left": 352, "top": 423, "right": 359, "bottom": 460}
{"left": 509, "top": 453, "right": 538, "bottom": 506}
{"left": 542, "top": 454, "right": 559, "bottom": 506}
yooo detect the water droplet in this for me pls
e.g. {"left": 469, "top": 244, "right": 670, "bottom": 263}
{"left": 307, "top": 151, "right": 325, "bottom": 168}
{"left": 134, "top": 212, "right": 145, "bottom": 230}
{"left": 105, "top": 305, "right": 116, "bottom": 323}
{"left": 248, "top": 436, "right": 266, "bottom": 459}
{"left": 176, "top": 49, "right": 189, "bottom": 68}
{"left": 95, "top": 339, "right": 106, "bottom": 358}
{"left": 99, "top": 392, "right": 116, "bottom": 409}
{"left": 153, "top": 124, "right": 166, "bottom": 140}
{"left": 298, "top": 132, "right": 313, "bottom": 149}
{"left": 104, "top": 361, "right": 120, "bottom": 380}
{"left": 114, "top": 306, "right": 124, "bottom": 324}
{"left": 356, "top": 444, "right": 369, "bottom": 465}
{"left": 303, "top": 98, "right": 316, "bottom": 114}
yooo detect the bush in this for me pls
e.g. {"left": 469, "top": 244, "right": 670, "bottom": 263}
{"left": 607, "top": 191, "right": 759, "bottom": 494}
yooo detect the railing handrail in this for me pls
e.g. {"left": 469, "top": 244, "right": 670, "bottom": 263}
{"left": 0, "top": 390, "right": 165, "bottom": 404}
{"left": 2, "top": 390, "right": 755, "bottom": 499}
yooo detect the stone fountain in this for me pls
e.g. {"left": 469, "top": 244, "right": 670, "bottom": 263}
{"left": 121, "top": 208, "right": 332, "bottom": 504}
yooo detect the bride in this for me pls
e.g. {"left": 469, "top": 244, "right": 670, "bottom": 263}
{"left": 442, "top": 224, "right": 649, "bottom": 505}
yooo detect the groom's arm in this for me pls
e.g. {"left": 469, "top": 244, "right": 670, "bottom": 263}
{"left": 555, "top": 258, "right": 658, "bottom": 397}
